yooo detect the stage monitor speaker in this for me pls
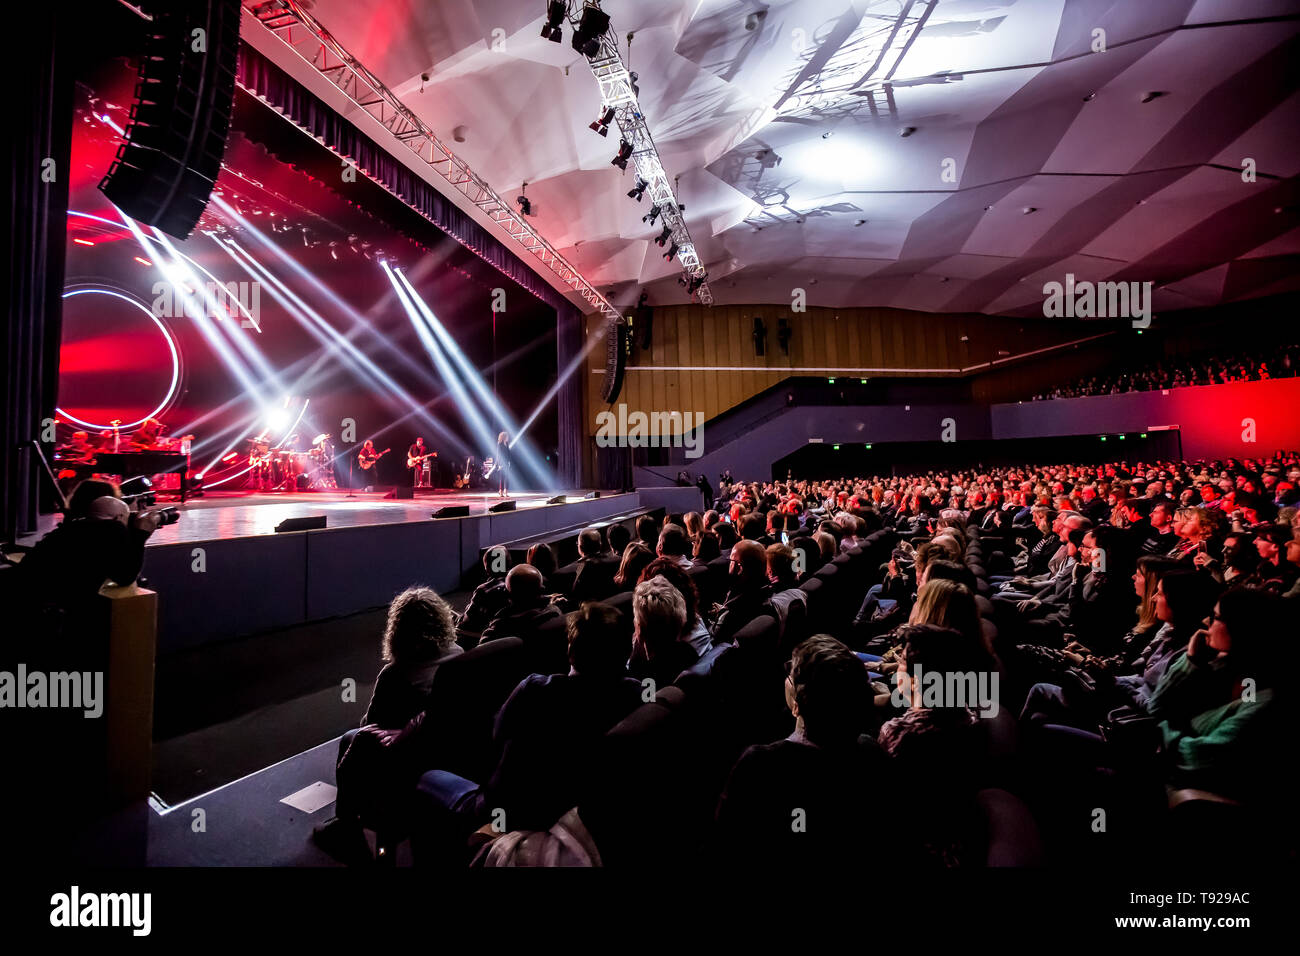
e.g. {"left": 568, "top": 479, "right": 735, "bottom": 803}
{"left": 275, "top": 515, "right": 327, "bottom": 533}
{"left": 432, "top": 506, "right": 470, "bottom": 519}
{"left": 584, "top": 491, "right": 601, "bottom": 499}
{"left": 385, "top": 486, "right": 414, "bottom": 499}
{"left": 489, "top": 500, "right": 517, "bottom": 513}
{"left": 547, "top": 495, "right": 567, "bottom": 504}
{"left": 98, "top": 0, "right": 240, "bottom": 240}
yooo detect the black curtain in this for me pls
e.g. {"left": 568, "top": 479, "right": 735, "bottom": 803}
{"left": 555, "top": 302, "right": 584, "bottom": 487}
{"left": 4, "top": 9, "right": 73, "bottom": 539}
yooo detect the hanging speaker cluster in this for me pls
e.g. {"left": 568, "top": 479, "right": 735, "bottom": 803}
{"left": 99, "top": 0, "right": 241, "bottom": 240}
{"left": 601, "top": 318, "right": 628, "bottom": 404}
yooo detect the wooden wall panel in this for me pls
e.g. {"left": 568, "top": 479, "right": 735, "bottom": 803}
{"left": 581, "top": 304, "right": 1114, "bottom": 436}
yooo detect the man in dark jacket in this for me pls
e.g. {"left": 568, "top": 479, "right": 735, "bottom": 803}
{"left": 569, "top": 527, "right": 620, "bottom": 603}
{"left": 712, "top": 540, "right": 774, "bottom": 644}
{"left": 479, "top": 564, "right": 562, "bottom": 644}
{"left": 457, "top": 546, "right": 511, "bottom": 636}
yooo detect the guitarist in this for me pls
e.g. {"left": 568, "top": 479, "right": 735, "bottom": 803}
{"left": 357, "top": 440, "right": 389, "bottom": 491}
{"left": 407, "top": 437, "right": 434, "bottom": 488}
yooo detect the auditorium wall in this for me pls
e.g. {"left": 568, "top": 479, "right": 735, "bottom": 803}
{"left": 583, "top": 304, "right": 1110, "bottom": 431}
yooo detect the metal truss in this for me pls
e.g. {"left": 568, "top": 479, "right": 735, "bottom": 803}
{"left": 580, "top": 8, "right": 713, "bottom": 305}
{"left": 243, "top": 0, "right": 622, "bottom": 321}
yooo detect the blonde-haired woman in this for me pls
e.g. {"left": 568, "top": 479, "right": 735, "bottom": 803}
{"left": 495, "top": 431, "right": 511, "bottom": 497}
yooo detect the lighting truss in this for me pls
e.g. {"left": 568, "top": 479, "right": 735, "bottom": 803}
{"left": 243, "top": 0, "right": 622, "bottom": 322}
{"left": 574, "top": 4, "right": 713, "bottom": 305}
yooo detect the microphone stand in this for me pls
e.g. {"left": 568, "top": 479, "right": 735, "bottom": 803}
{"left": 346, "top": 445, "right": 356, "bottom": 498}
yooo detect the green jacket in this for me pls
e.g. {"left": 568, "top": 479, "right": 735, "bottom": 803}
{"left": 1147, "top": 652, "right": 1275, "bottom": 797}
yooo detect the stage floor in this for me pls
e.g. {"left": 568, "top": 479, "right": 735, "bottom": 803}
{"left": 19, "top": 488, "right": 595, "bottom": 547}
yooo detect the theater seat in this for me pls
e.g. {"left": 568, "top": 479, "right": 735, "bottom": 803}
{"left": 422, "top": 636, "right": 532, "bottom": 781}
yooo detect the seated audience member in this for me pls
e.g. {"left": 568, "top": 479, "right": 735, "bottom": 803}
{"left": 1167, "top": 506, "right": 1219, "bottom": 561}
{"left": 363, "top": 587, "right": 463, "bottom": 730}
{"left": 479, "top": 564, "right": 563, "bottom": 644}
{"left": 814, "top": 531, "right": 837, "bottom": 563}
{"left": 411, "top": 602, "right": 643, "bottom": 864}
{"left": 636, "top": 514, "right": 660, "bottom": 548}
{"left": 788, "top": 534, "right": 821, "bottom": 582}
{"left": 683, "top": 511, "right": 704, "bottom": 545}
{"left": 628, "top": 575, "right": 697, "bottom": 687}
{"left": 714, "top": 634, "right": 890, "bottom": 866}
{"left": 1019, "top": 556, "right": 1182, "bottom": 728}
{"left": 715, "top": 520, "right": 740, "bottom": 552}
{"left": 1137, "top": 500, "right": 1177, "bottom": 555}
{"left": 1145, "top": 586, "right": 1284, "bottom": 800}
{"left": 766, "top": 543, "right": 801, "bottom": 593}
{"left": 457, "top": 546, "right": 512, "bottom": 635}
{"left": 20, "top": 480, "right": 164, "bottom": 621}
{"left": 314, "top": 586, "right": 462, "bottom": 863}
{"left": 570, "top": 528, "right": 619, "bottom": 603}
{"left": 693, "top": 530, "right": 721, "bottom": 564}
{"left": 608, "top": 522, "right": 632, "bottom": 556}
{"left": 526, "top": 543, "right": 559, "bottom": 593}
{"left": 852, "top": 545, "right": 917, "bottom": 634}
{"left": 613, "top": 541, "right": 655, "bottom": 591}
{"left": 1241, "top": 524, "right": 1299, "bottom": 594}
{"left": 878, "top": 623, "right": 1001, "bottom": 866}
{"left": 639, "top": 558, "right": 711, "bottom": 656}
{"left": 657, "top": 524, "right": 693, "bottom": 568}
{"left": 713, "top": 539, "right": 775, "bottom": 644}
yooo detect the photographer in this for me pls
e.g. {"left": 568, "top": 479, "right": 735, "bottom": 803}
{"left": 19, "top": 479, "right": 169, "bottom": 627}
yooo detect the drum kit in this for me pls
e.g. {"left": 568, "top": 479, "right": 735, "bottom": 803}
{"left": 248, "top": 433, "right": 337, "bottom": 492}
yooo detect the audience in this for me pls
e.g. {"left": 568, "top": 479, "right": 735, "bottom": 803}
{"left": 314, "top": 448, "right": 1296, "bottom": 868}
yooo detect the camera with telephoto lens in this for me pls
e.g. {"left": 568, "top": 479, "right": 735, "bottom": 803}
{"left": 152, "top": 506, "right": 180, "bottom": 527}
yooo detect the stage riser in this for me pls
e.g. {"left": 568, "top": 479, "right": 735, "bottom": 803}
{"left": 141, "top": 494, "right": 659, "bottom": 654}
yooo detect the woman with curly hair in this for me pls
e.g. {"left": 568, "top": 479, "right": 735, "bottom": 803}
{"left": 363, "top": 586, "right": 462, "bottom": 730}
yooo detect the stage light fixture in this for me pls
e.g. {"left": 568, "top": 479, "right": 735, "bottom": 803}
{"left": 654, "top": 223, "right": 671, "bottom": 246}
{"left": 540, "top": 0, "right": 565, "bottom": 41}
{"left": 571, "top": 4, "right": 611, "bottom": 57}
{"left": 516, "top": 182, "right": 532, "bottom": 216}
{"left": 611, "top": 139, "right": 633, "bottom": 171}
{"left": 589, "top": 105, "right": 616, "bottom": 136}
{"left": 663, "top": 241, "right": 678, "bottom": 262}
{"left": 627, "top": 178, "right": 648, "bottom": 201}
{"left": 642, "top": 204, "right": 661, "bottom": 225}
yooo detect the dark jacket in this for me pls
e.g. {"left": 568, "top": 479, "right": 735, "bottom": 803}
{"left": 458, "top": 577, "right": 509, "bottom": 634}
{"left": 712, "top": 582, "right": 774, "bottom": 644}
{"left": 570, "top": 554, "right": 620, "bottom": 604}
{"left": 483, "top": 671, "right": 644, "bottom": 831}
{"left": 480, "top": 597, "right": 563, "bottom": 644}
{"left": 362, "top": 645, "right": 464, "bottom": 729}
{"left": 715, "top": 735, "right": 893, "bottom": 867}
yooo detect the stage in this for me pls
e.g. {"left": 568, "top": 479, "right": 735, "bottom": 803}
{"left": 102, "top": 484, "right": 705, "bottom": 655}
{"left": 138, "top": 489, "right": 584, "bottom": 546}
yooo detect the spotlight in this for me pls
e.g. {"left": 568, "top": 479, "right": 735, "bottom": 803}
{"left": 643, "top": 204, "right": 661, "bottom": 225}
{"left": 654, "top": 223, "right": 671, "bottom": 246}
{"left": 516, "top": 182, "right": 532, "bottom": 216}
{"left": 541, "top": 1, "right": 565, "bottom": 41}
{"left": 611, "top": 139, "right": 633, "bottom": 171}
{"left": 629, "top": 71, "right": 640, "bottom": 97}
{"left": 589, "top": 105, "right": 616, "bottom": 136}
{"left": 663, "top": 241, "right": 678, "bottom": 262}
{"left": 627, "top": 178, "right": 648, "bottom": 201}
{"left": 571, "top": 5, "right": 611, "bottom": 57}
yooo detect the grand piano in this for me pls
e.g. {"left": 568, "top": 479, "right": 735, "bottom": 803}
{"left": 58, "top": 450, "right": 192, "bottom": 501}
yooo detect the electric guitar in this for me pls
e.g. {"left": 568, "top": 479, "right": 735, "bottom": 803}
{"left": 406, "top": 450, "right": 436, "bottom": 469}
{"left": 358, "top": 448, "right": 390, "bottom": 471}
